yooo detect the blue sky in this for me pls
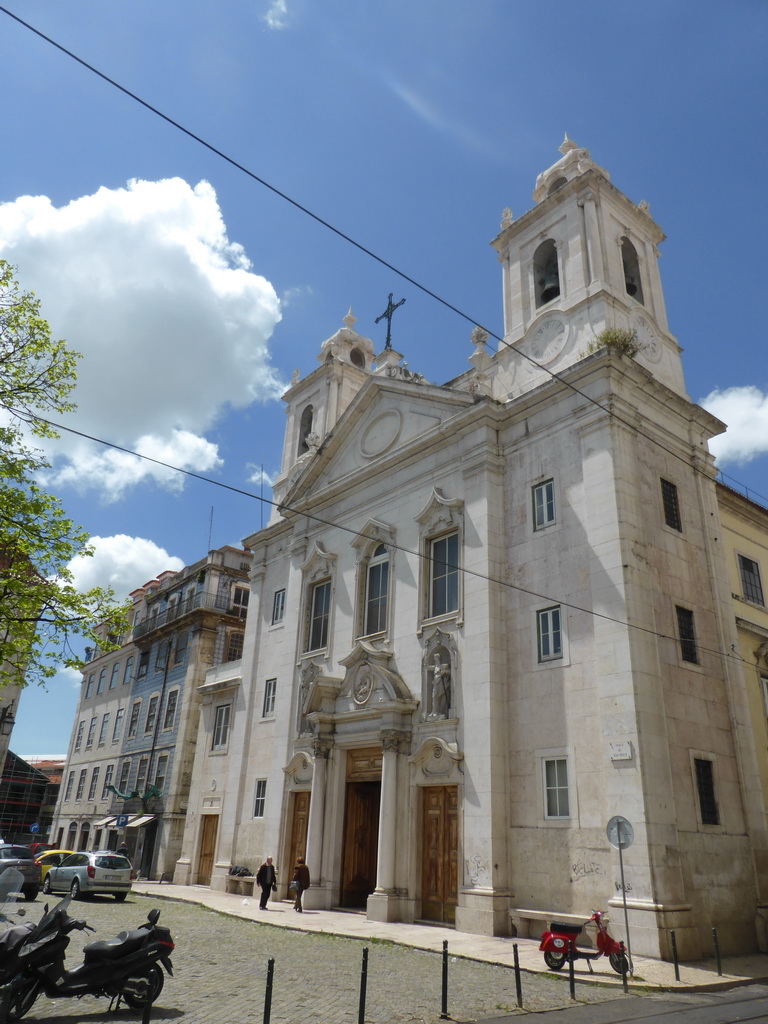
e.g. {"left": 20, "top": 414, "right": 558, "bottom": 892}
{"left": 2, "top": 0, "right": 767, "bottom": 753}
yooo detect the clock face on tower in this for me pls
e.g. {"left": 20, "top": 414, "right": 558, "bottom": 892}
{"left": 632, "top": 315, "right": 662, "bottom": 363}
{"left": 529, "top": 316, "right": 568, "bottom": 364}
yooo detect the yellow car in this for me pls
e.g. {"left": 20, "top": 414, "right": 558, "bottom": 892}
{"left": 35, "top": 849, "right": 75, "bottom": 881}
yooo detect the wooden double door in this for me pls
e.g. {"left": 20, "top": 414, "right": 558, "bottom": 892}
{"left": 421, "top": 786, "right": 458, "bottom": 924}
{"left": 341, "top": 781, "right": 380, "bottom": 907}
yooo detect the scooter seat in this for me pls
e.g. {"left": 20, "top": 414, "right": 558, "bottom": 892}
{"left": 549, "top": 922, "right": 582, "bottom": 935}
{"left": 83, "top": 927, "right": 148, "bottom": 961}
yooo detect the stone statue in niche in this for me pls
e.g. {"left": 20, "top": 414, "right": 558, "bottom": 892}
{"left": 428, "top": 649, "right": 451, "bottom": 719}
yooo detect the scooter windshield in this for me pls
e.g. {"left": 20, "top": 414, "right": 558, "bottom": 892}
{"left": 0, "top": 868, "right": 25, "bottom": 924}
{"left": 23, "top": 894, "right": 74, "bottom": 946}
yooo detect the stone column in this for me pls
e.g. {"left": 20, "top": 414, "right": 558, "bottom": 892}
{"left": 374, "top": 731, "right": 400, "bottom": 893}
{"left": 303, "top": 738, "right": 330, "bottom": 905}
{"left": 368, "top": 730, "right": 408, "bottom": 923}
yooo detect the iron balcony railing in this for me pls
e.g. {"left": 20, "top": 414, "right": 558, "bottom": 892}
{"left": 132, "top": 591, "right": 246, "bottom": 639}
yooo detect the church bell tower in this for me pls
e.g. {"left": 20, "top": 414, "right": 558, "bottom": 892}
{"left": 491, "top": 137, "right": 687, "bottom": 399}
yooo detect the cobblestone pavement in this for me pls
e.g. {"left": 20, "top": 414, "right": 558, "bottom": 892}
{"left": 12, "top": 894, "right": 622, "bottom": 1024}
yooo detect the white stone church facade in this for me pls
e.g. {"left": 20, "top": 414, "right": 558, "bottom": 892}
{"left": 173, "top": 140, "right": 768, "bottom": 960}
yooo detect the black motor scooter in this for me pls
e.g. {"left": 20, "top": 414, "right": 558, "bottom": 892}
{"left": 0, "top": 893, "right": 174, "bottom": 1021}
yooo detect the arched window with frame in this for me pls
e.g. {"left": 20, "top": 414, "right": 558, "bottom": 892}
{"left": 362, "top": 543, "right": 389, "bottom": 636}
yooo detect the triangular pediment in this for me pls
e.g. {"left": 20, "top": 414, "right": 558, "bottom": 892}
{"left": 279, "top": 375, "right": 477, "bottom": 512}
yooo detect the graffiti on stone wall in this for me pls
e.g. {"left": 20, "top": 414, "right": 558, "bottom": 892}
{"left": 465, "top": 854, "right": 490, "bottom": 886}
{"left": 570, "top": 859, "right": 605, "bottom": 882}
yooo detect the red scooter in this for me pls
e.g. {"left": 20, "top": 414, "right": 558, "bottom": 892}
{"left": 539, "top": 910, "right": 628, "bottom": 974}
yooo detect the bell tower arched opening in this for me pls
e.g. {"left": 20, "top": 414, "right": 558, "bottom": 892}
{"left": 621, "top": 237, "right": 644, "bottom": 305}
{"left": 298, "top": 405, "right": 314, "bottom": 457}
{"left": 533, "top": 239, "right": 561, "bottom": 307}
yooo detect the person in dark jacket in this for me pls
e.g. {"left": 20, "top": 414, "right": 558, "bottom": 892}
{"left": 256, "top": 856, "right": 277, "bottom": 910}
{"left": 292, "top": 857, "right": 310, "bottom": 912}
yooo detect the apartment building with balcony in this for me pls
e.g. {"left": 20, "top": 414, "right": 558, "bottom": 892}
{"left": 50, "top": 545, "right": 251, "bottom": 879}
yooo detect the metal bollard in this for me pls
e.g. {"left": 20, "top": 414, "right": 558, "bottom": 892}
{"left": 358, "top": 947, "right": 368, "bottom": 1024}
{"left": 440, "top": 939, "right": 449, "bottom": 1019}
{"left": 512, "top": 943, "right": 523, "bottom": 1009}
{"left": 620, "top": 941, "right": 628, "bottom": 994}
{"left": 263, "top": 956, "right": 274, "bottom": 1024}
{"left": 670, "top": 930, "right": 680, "bottom": 982}
{"left": 712, "top": 927, "right": 722, "bottom": 976}
{"left": 568, "top": 945, "right": 576, "bottom": 1000}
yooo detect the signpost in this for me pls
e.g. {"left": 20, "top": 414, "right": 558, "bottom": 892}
{"left": 606, "top": 815, "right": 634, "bottom": 973}
{"left": 116, "top": 814, "right": 129, "bottom": 828}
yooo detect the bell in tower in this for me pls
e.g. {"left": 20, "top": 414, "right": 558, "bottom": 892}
{"left": 533, "top": 239, "right": 561, "bottom": 307}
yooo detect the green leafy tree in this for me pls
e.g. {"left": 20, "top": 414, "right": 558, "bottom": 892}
{"left": 0, "top": 260, "right": 127, "bottom": 687}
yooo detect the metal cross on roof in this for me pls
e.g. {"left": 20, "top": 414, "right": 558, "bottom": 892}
{"left": 375, "top": 292, "right": 406, "bottom": 350}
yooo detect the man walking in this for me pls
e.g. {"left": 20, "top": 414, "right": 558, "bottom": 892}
{"left": 256, "top": 856, "right": 277, "bottom": 910}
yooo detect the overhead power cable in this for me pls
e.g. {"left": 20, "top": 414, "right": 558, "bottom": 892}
{"left": 2, "top": 5, "right": 766, "bottom": 507}
{"left": 31, "top": 412, "right": 744, "bottom": 669}
{"left": 1, "top": 8, "right": 761, "bottom": 671}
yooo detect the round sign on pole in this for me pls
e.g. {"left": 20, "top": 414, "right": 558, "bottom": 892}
{"left": 606, "top": 815, "right": 634, "bottom": 850}
{"left": 29, "top": 823, "right": 39, "bottom": 834}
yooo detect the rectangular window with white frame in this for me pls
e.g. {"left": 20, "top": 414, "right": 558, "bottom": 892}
{"left": 86, "top": 716, "right": 98, "bottom": 747}
{"left": 738, "top": 554, "right": 765, "bottom": 606}
{"left": 163, "top": 690, "right": 179, "bottom": 731}
{"left": 75, "top": 769, "right": 87, "bottom": 801}
{"left": 429, "top": 532, "right": 459, "bottom": 618}
{"left": 271, "top": 588, "right": 286, "bottom": 625}
{"left": 135, "top": 757, "right": 148, "bottom": 796}
{"left": 64, "top": 771, "right": 75, "bottom": 801}
{"left": 253, "top": 779, "right": 267, "bottom": 817}
{"left": 128, "top": 700, "right": 142, "bottom": 738}
{"left": 363, "top": 544, "right": 389, "bottom": 636}
{"left": 532, "top": 479, "right": 556, "bottom": 530}
{"left": 262, "top": 678, "right": 277, "bottom": 717}
{"left": 118, "top": 760, "right": 131, "bottom": 792}
{"left": 307, "top": 579, "right": 331, "bottom": 651}
{"left": 537, "top": 606, "right": 562, "bottom": 662}
{"left": 112, "top": 707, "right": 125, "bottom": 743}
{"left": 145, "top": 695, "right": 160, "bottom": 734}
{"left": 74, "top": 720, "right": 85, "bottom": 751}
{"left": 211, "top": 704, "right": 231, "bottom": 751}
{"left": 101, "top": 763, "right": 114, "bottom": 800}
{"left": 87, "top": 766, "right": 100, "bottom": 801}
{"left": 543, "top": 756, "right": 570, "bottom": 818}
{"left": 98, "top": 713, "right": 110, "bottom": 745}
{"left": 154, "top": 754, "right": 169, "bottom": 794}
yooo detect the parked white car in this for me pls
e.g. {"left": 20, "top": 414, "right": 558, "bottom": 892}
{"left": 42, "top": 851, "right": 133, "bottom": 901}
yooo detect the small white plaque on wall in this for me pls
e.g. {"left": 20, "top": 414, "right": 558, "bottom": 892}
{"left": 609, "top": 740, "right": 633, "bottom": 762}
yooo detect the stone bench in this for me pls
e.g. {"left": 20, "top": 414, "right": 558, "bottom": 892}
{"left": 226, "top": 877, "right": 256, "bottom": 896}
{"left": 510, "top": 908, "right": 595, "bottom": 942}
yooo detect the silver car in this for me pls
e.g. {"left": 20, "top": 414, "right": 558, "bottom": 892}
{"left": 42, "top": 851, "right": 132, "bottom": 901}
{"left": 0, "top": 844, "right": 41, "bottom": 901}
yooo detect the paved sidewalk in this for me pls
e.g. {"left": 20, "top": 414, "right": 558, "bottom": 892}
{"left": 132, "top": 881, "right": 768, "bottom": 993}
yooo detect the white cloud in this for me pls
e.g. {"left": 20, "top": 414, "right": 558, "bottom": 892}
{"left": 45, "top": 429, "right": 222, "bottom": 502}
{"left": 700, "top": 386, "right": 768, "bottom": 465}
{"left": 67, "top": 534, "right": 185, "bottom": 598}
{"left": 265, "top": 0, "right": 289, "bottom": 29}
{"left": 0, "top": 178, "right": 283, "bottom": 498}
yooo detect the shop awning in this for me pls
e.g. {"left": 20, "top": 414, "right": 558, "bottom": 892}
{"left": 126, "top": 815, "right": 155, "bottom": 828}
{"left": 93, "top": 815, "right": 117, "bottom": 828}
